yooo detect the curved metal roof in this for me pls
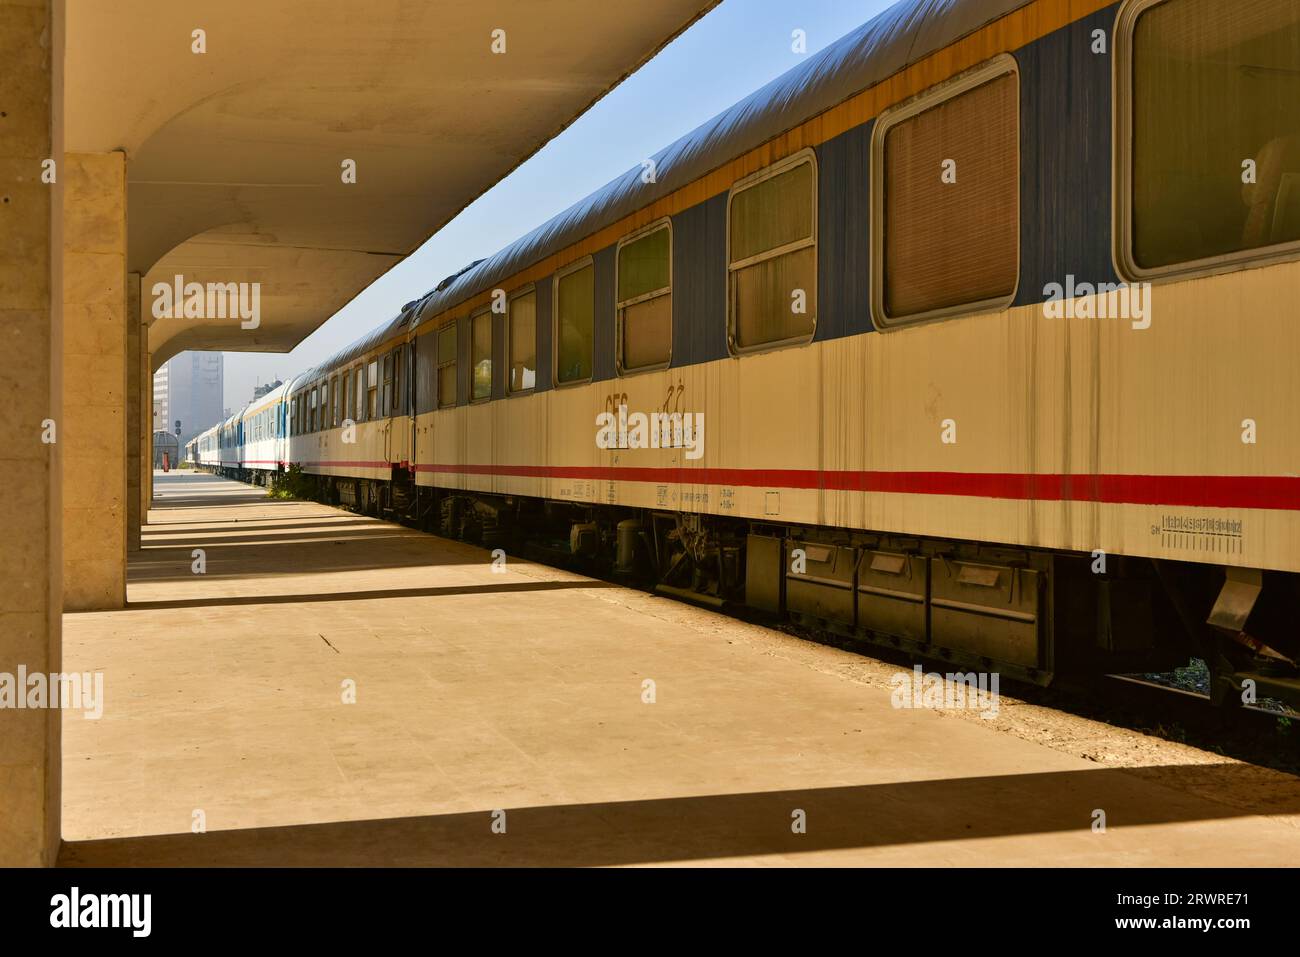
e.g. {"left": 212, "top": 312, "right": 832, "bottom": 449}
{"left": 296, "top": 302, "right": 420, "bottom": 385}
{"left": 408, "top": 0, "right": 1033, "bottom": 331}
{"left": 310, "top": 0, "right": 1034, "bottom": 377}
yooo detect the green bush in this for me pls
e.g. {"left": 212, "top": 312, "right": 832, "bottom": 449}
{"left": 269, "top": 463, "right": 315, "bottom": 500}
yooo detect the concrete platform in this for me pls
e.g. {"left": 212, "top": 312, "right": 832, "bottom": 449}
{"left": 59, "top": 471, "right": 1300, "bottom": 866}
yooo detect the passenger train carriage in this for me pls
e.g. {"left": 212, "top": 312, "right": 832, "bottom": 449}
{"left": 191, "top": 0, "right": 1300, "bottom": 709}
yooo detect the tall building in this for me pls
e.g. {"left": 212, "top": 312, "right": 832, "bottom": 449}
{"left": 151, "top": 362, "right": 169, "bottom": 433}
{"left": 152, "top": 352, "right": 224, "bottom": 446}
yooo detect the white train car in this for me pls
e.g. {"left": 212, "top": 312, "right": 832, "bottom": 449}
{"left": 283, "top": 309, "right": 417, "bottom": 515}
{"left": 238, "top": 380, "right": 292, "bottom": 486}
{"left": 204, "top": 0, "right": 1300, "bottom": 710}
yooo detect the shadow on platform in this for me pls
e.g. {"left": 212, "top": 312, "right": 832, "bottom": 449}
{"left": 59, "top": 763, "right": 1291, "bottom": 867}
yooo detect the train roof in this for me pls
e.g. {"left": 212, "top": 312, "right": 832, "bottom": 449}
{"left": 407, "top": 0, "right": 1030, "bottom": 331}
{"left": 298, "top": 0, "right": 1031, "bottom": 378}
{"left": 245, "top": 379, "right": 291, "bottom": 411}
{"left": 293, "top": 300, "right": 422, "bottom": 387}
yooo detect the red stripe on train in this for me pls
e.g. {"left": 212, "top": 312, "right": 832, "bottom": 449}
{"left": 399, "top": 464, "right": 1300, "bottom": 511}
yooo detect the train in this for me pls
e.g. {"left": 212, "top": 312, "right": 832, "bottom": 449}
{"left": 188, "top": 0, "right": 1300, "bottom": 710}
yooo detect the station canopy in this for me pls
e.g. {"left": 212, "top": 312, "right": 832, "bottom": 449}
{"left": 61, "top": 0, "right": 718, "bottom": 368}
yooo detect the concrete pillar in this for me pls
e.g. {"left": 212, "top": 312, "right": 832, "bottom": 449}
{"left": 0, "top": 0, "right": 61, "bottom": 867}
{"left": 61, "top": 150, "right": 127, "bottom": 611}
{"left": 141, "top": 344, "right": 152, "bottom": 519}
{"left": 125, "top": 273, "right": 140, "bottom": 549}
{"left": 144, "top": 350, "right": 153, "bottom": 508}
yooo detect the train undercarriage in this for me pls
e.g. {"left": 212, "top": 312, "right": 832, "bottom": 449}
{"left": 210, "top": 463, "right": 1300, "bottom": 713}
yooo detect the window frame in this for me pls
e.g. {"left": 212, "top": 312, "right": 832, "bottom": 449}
{"left": 393, "top": 344, "right": 405, "bottom": 415}
{"left": 436, "top": 321, "right": 459, "bottom": 409}
{"left": 506, "top": 283, "right": 537, "bottom": 397}
{"left": 382, "top": 353, "right": 394, "bottom": 416}
{"left": 870, "top": 53, "right": 1021, "bottom": 330}
{"left": 615, "top": 217, "right": 673, "bottom": 376}
{"left": 470, "top": 306, "right": 493, "bottom": 404}
{"left": 1114, "top": 0, "right": 1300, "bottom": 283}
{"left": 725, "top": 147, "right": 819, "bottom": 356}
{"left": 551, "top": 257, "right": 596, "bottom": 389}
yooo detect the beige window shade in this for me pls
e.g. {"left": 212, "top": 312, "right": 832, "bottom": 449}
{"left": 1131, "top": 0, "right": 1300, "bottom": 270}
{"left": 882, "top": 71, "right": 1018, "bottom": 320}
{"left": 437, "top": 324, "right": 456, "bottom": 408}
{"left": 618, "top": 225, "right": 672, "bottom": 371}
{"left": 729, "top": 156, "right": 817, "bottom": 350}
{"left": 555, "top": 263, "right": 594, "bottom": 384}
{"left": 508, "top": 291, "right": 536, "bottom": 393}
{"left": 471, "top": 309, "right": 492, "bottom": 400}
{"left": 733, "top": 245, "right": 816, "bottom": 348}
{"left": 621, "top": 295, "right": 672, "bottom": 370}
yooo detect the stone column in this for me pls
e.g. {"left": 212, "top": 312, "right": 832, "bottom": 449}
{"left": 61, "top": 150, "right": 127, "bottom": 611}
{"left": 143, "top": 348, "right": 152, "bottom": 510}
{"left": 125, "top": 272, "right": 141, "bottom": 549}
{"left": 0, "top": 0, "right": 61, "bottom": 867}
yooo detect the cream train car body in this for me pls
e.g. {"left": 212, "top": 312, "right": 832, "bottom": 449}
{"left": 236, "top": 380, "right": 292, "bottom": 485}
{"left": 272, "top": 0, "right": 1300, "bottom": 705}
{"left": 283, "top": 308, "right": 417, "bottom": 514}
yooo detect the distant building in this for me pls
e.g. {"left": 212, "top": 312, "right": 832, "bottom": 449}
{"left": 151, "top": 362, "right": 169, "bottom": 433}
{"left": 252, "top": 378, "right": 283, "bottom": 402}
{"left": 152, "top": 352, "right": 224, "bottom": 446}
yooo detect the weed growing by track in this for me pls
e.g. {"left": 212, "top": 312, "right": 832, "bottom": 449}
{"left": 268, "top": 464, "right": 313, "bottom": 500}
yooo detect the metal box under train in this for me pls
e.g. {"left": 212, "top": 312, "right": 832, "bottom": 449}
{"left": 744, "top": 530, "right": 1189, "bottom": 685}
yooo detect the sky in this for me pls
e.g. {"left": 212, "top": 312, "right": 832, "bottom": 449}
{"left": 219, "top": 0, "right": 896, "bottom": 412}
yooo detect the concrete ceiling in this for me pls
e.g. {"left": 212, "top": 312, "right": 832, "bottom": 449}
{"left": 61, "top": 0, "right": 718, "bottom": 368}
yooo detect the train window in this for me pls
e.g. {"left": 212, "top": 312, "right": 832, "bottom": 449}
{"left": 471, "top": 307, "right": 492, "bottom": 401}
{"left": 727, "top": 149, "right": 817, "bottom": 352}
{"left": 554, "top": 259, "right": 594, "bottom": 385}
{"left": 436, "top": 323, "right": 457, "bottom": 408}
{"left": 382, "top": 354, "right": 393, "bottom": 415}
{"left": 340, "top": 373, "right": 348, "bottom": 425}
{"left": 616, "top": 220, "right": 672, "bottom": 373}
{"left": 1117, "top": 0, "right": 1300, "bottom": 278}
{"left": 321, "top": 382, "right": 329, "bottom": 430}
{"left": 508, "top": 288, "right": 536, "bottom": 393}
{"left": 354, "top": 367, "right": 364, "bottom": 422}
{"left": 393, "top": 346, "right": 404, "bottom": 415}
{"left": 366, "top": 361, "right": 378, "bottom": 418}
{"left": 872, "top": 55, "right": 1019, "bottom": 327}
{"left": 309, "top": 388, "right": 317, "bottom": 432}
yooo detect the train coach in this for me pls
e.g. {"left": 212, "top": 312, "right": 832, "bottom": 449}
{"left": 197, "top": 0, "right": 1300, "bottom": 709}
